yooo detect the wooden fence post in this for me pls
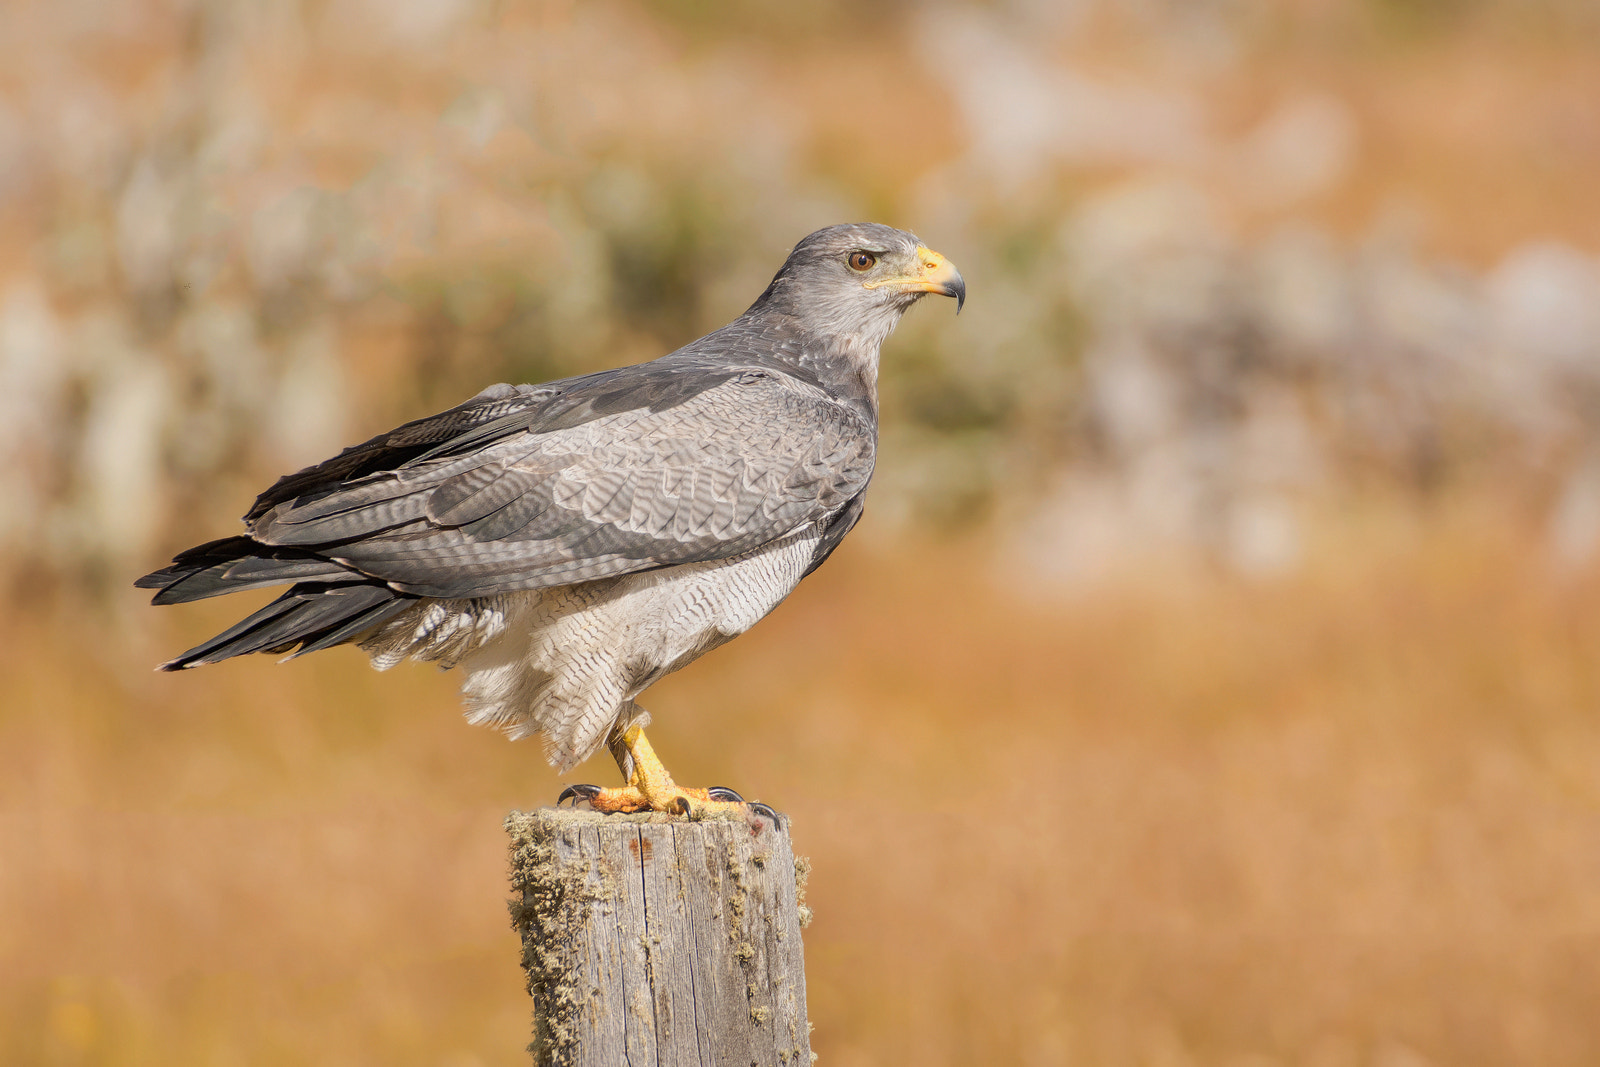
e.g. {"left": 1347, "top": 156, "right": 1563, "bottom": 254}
{"left": 505, "top": 807, "right": 814, "bottom": 1066}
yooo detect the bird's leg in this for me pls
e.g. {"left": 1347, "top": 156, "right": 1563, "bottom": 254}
{"left": 594, "top": 724, "right": 733, "bottom": 815}
{"left": 558, "top": 724, "right": 769, "bottom": 819}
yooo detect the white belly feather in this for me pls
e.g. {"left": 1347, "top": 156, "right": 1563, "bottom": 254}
{"left": 358, "top": 532, "right": 821, "bottom": 771}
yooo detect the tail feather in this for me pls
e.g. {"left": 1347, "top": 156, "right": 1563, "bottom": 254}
{"left": 160, "top": 580, "right": 415, "bottom": 670}
{"left": 141, "top": 536, "right": 419, "bottom": 670}
{"left": 161, "top": 592, "right": 303, "bottom": 670}
{"left": 287, "top": 595, "right": 415, "bottom": 659}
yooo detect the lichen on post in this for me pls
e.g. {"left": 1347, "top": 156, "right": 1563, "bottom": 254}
{"left": 506, "top": 807, "right": 813, "bottom": 1066}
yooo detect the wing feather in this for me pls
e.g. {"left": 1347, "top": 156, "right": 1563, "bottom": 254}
{"left": 242, "top": 365, "right": 873, "bottom": 598}
{"left": 427, "top": 465, "right": 549, "bottom": 526}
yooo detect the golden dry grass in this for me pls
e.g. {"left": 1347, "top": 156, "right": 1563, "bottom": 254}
{"left": 5, "top": 493, "right": 1600, "bottom": 1065}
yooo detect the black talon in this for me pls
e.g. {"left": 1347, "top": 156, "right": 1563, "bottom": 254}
{"left": 558, "top": 783, "right": 600, "bottom": 807}
{"left": 670, "top": 796, "right": 693, "bottom": 816}
{"left": 708, "top": 786, "right": 780, "bottom": 826}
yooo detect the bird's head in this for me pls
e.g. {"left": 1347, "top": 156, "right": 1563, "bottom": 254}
{"left": 750, "top": 223, "right": 965, "bottom": 361}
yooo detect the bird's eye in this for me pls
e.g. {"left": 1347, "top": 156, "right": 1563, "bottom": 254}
{"left": 847, "top": 252, "right": 877, "bottom": 272}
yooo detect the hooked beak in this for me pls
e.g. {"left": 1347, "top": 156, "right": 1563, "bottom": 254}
{"left": 865, "top": 245, "right": 966, "bottom": 313}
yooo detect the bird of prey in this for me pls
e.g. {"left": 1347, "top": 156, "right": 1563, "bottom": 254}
{"left": 137, "top": 223, "right": 964, "bottom": 816}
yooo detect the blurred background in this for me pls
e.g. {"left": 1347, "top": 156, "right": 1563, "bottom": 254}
{"left": 4, "top": 0, "right": 1600, "bottom": 1063}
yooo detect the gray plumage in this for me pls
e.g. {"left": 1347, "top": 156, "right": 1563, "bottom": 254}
{"left": 138, "top": 223, "right": 964, "bottom": 769}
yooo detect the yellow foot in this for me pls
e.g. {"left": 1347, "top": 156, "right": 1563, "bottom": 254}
{"left": 555, "top": 724, "right": 778, "bottom": 823}
{"left": 556, "top": 782, "right": 760, "bottom": 818}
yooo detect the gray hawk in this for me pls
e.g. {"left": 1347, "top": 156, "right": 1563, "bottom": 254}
{"left": 137, "top": 223, "right": 965, "bottom": 817}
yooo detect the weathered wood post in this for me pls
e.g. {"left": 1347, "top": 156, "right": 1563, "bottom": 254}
{"left": 506, "top": 807, "right": 814, "bottom": 1066}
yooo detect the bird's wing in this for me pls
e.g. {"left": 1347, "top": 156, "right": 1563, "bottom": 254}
{"left": 242, "top": 381, "right": 568, "bottom": 521}
{"left": 247, "top": 363, "right": 874, "bottom": 598}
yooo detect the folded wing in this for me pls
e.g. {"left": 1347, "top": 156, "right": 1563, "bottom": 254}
{"left": 138, "top": 360, "right": 874, "bottom": 617}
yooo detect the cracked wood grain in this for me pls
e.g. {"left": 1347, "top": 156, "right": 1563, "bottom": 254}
{"left": 507, "top": 809, "right": 812, "bottom": 1067}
